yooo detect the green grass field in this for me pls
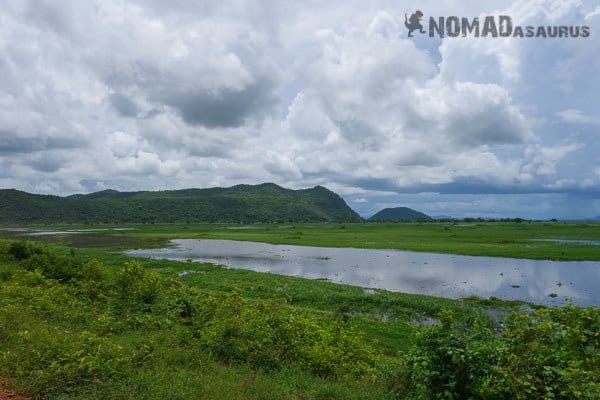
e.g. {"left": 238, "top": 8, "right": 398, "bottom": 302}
{"left": 0, "top": 240, "right": 498, "bottom": 399}
{"left": 0, "top": 222, "right": 598, "bottom": 399}
{"left": 7, "top": 221, "right": 599, "bottom": 260}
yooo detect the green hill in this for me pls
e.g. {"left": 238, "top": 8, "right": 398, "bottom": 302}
{"left": 369, "top": 207, "right": 431, "bottom": 222}
{"left": 0, "top": 183, "right": 362, "bottom": 224}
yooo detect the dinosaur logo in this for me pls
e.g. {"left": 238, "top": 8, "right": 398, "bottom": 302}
{"left": 405, "top": 10, "right": 426, "bottom": 37}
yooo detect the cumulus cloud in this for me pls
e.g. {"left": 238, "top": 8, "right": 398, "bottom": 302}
{"left": 0, "top": 0, "right": 598, "bottom": 218}
{"left": 113, "top": 150, "right": 181, "bottom": 177}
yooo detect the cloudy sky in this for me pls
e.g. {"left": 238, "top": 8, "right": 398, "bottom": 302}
{"left": 0, "top": 0, "right": 599, "bottom": 219}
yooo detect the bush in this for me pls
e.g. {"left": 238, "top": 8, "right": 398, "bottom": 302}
{"left": 199, "top": 291, "right": 378, "bottom": 377}
{"left": 5, "top": 241, "right": 84, "bottom": 282}
{"left": 112, "top": 260, "right": 164, "bottom": 310}
{"left": 396, "top": 307, "right": 600, "bottom": 400}
{"left": 22, "top": 252, "right": 82, "bottom": 282}
{"left": 494, "top": 306, "right": 600, "bottom": 399}
{"left": 7, "top": 241, "right": 44, "bottom": 260}
{"left": 0, "top": 330, "right": 127, "bottom": 396}
{"left": 396, "top": 310, "right": 501, "bottom": 399}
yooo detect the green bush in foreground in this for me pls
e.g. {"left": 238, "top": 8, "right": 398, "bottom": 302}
{"left": 397, "top": 307, "right": 600, "bottom": 400}
{"left": 0, "top": 240, "right": 598, "bottom": 399}
{"left": 496, "top": 306, "right": 600, "bottom": 399}
{"left": 0, "top": 241, "right": 380, "bottom": 397}
{"left": 199, "top": 290, "right": 378, "bottom": 377}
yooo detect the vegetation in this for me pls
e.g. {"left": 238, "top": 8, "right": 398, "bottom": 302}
{"left": 15, "top": 221, "right": 595, "bottom": 261}
{"left": 0, "top": 240, "right": 598, "bottom": 399}
{"left": 186, "top": 221, "right": 600, "bottom": 260}
{"left": 0, "top": 183, "right": 362, "bottom": 224}
{"left": 368, "top": 206, "right": 432, "bottom": 221}
{"left": 397, "top": 307, "right": 599, "bottom": 399}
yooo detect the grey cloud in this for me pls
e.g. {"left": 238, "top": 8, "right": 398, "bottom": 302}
{"left": 109, "top": 93, "right": 139, "bottom": 118}
{"left": 85, "top": 20, "right": 280, "bottom": 129}
{"left": 334, "top": 119, "right": 382, "bottom": 150}
{"left": 403, "top": 81, "right": 531, "bottom": 148}
{"left": 186, "top": 142, "right": 232, "bottom": 158}
{"left": 46, "top": 135, "right": 90, "bottom": 150}
{"left": 394, "top": 150, "right": 441, "bottom": 167}
{"left": 0, "top": 131, "right": 89, "bottom": 154}
{"left": 24, "top": 0, "right": 73, "bottom": 37}
{"left": 0, "top": 159, "right": 11, "bottom": 178}
{"left": 162, "top": 79, "right": 278, "bottom": 128}
{"left": 447, "top": 110, "right": 528, "bottom": 147}
{"left": 28, "top": 154, "right": 65, "bottom": 173}
{"left": 0, "top": 134, "right": 43, "bottom": 154}
{"left": 0, "top": 0, "right": 597, "bottom": 219}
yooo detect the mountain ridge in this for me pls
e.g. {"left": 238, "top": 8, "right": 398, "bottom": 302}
{"left": 0, "top": 183, "right": 362, "bottom": 224}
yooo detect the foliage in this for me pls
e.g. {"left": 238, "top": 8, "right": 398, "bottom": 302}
{"left": 494, "top": 306, "right": 600, "bottom": 399}
{"left": 0, "top": 183, "right": 362, "bottom": 224}
{"left": 156, "top": 221, "right": 600, "bottom": 261}
{"left": 198, "top": 290, "right": 379, "bottom": 377}
{"left": 113, "top": 260, "right": 165, "bottom": 309}
{"left": 368, "top": 206, "right": 432, "bottom": 221}
{"left": 1, "top": 329, "right": 127, "bottom": 396}
{"left": 0, "top": 240, "right": 598, "bottom": 399}
{"left": 395, "top": 310, "right": 502, "bottom": 399}
{"left": 396, "top": 307, "right": 600, "bottom": 400}
{"left": 0, "top": 241, "right": 381, "bottom": 399}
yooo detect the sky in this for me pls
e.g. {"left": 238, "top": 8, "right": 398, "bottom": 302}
{"left": 0, "top": 0, "right": 599, "bottom": 219}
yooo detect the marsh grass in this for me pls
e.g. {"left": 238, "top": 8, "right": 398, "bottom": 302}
{"left": 0, "top": 236, "right": 597, "bottom": 399}
{"left": 3, "top": 221, "right": 598, "bottom": 260}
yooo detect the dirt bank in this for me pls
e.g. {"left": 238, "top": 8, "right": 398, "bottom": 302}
{"left": 0, "top": 381, "right": 28, "bottom": 400}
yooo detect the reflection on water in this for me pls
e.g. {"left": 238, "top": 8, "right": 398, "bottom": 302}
{"left": 125, "top": 239, "right": 600, "bottom": 307}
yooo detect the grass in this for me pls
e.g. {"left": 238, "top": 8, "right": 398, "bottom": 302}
{"left": 0, "top": 222, "right": 598, "bottom": 399}
{"left": 0, "top": 239, "right": 514, "bottom": 399}
{"left": 0, "top": 241, "right": 395, "bottom": 399}
{"left": 3, "top": 221, "right": 599, "bottom": 260}
{"left": 82, "top": 248, "right": 493, "bottom": 355}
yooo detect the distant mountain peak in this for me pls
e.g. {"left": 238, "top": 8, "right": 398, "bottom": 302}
{"left": 369, "top": 206, "right": 431, "bottom": 222}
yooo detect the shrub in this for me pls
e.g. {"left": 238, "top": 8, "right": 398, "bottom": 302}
{"left": 494, "top": 306, "right": 600, "bottom": 399}
{"left": 22, "top": 252, "right": 83, "bottom": 282}
{"left": 396, "top": 307, "right": 600, "bottom": 400}
{"left": 0, "top": 330, "right": 126, "bottom": 396}
{"left": 199, "top": 291, "right": 378, "bottom": 378}
{"left": 113, "top": 260, "right": 163, "bottom": 310}
{"left": 396, "top": 310, "right": 501, "bottom": 399}
{"left": 5, "top": 241, "right": 84, "bottom": 282}
{"left": 7, "top": 241, "right": 44, "bottom": 260}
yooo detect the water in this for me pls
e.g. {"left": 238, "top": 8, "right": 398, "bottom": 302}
{"left": 530, "top": 239, "right": 600, "bottom": 246}
{"left": 126, "top": 239, "right": 600, "bottom": 307}
{"left": 11, "top": 228, "right": 136, "bottom": 236}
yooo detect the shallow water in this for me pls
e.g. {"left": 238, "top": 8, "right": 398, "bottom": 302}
{"left": 126, "top": 239, "right": 600, "bottom": 307}
{"left": 530, "top": 239, "right": 600, "bottom": 246}
{"left": 22, "top": 228, "right": 135, "bottom": 236}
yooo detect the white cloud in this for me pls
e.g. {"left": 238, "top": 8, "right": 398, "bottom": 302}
{"left": 113, "top": 151, "right": 181, "bottom": 177}
{"left": 525, "top": 143, "right": 583, "bottom": 176}
{"left": 0, "top": 0, "right": 598, "bottom": 218}
{"left": 585, "top": 6, "right": 600, "bottom": 20}
{"left": 556, "top": 109, "right": 600, "bottom": 125}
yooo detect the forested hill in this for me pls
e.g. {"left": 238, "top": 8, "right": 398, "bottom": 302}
{"left": 0, "top": 183, "right": 362, "bottom": 224}
{"left": 369, "top": 207, "right": 432, "bottom": 222}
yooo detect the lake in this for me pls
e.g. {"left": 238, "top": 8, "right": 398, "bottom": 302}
{"left": 126, "top": 239, "right": 600, "bottom": 307}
